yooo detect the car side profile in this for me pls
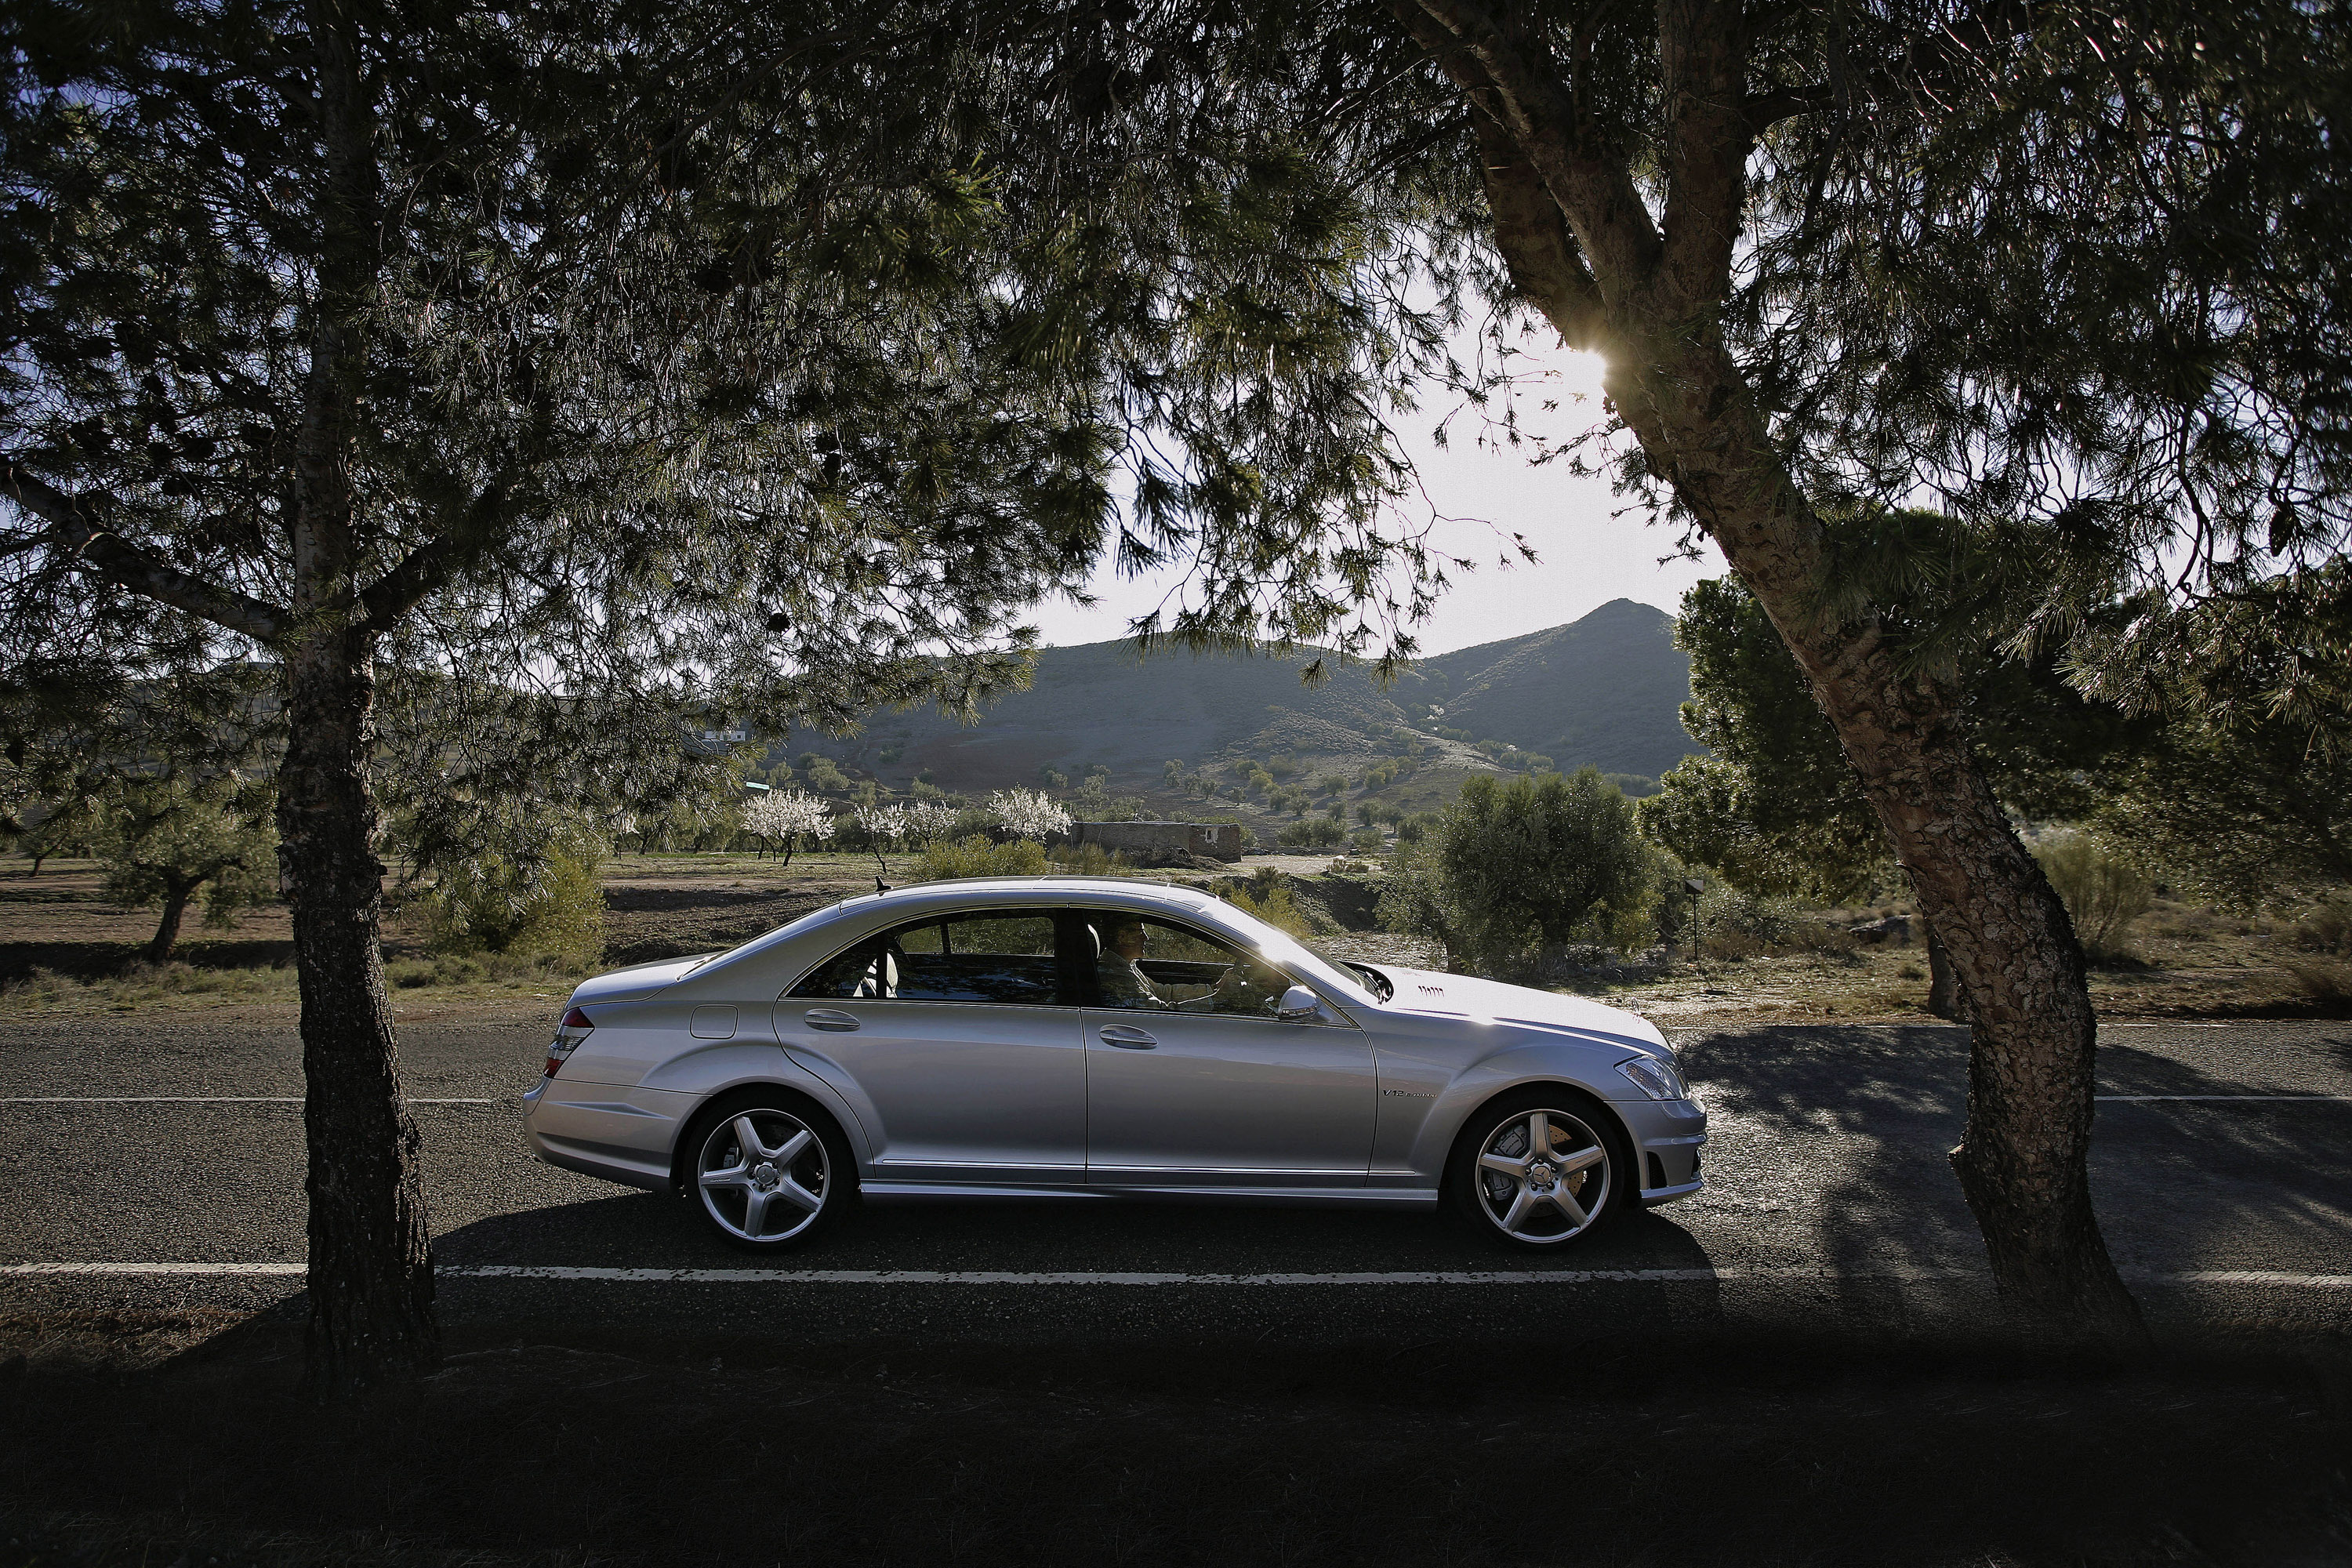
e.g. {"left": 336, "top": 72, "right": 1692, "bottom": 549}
{"left": 522, "top": 877, "right": 1706, "bottom": 1250}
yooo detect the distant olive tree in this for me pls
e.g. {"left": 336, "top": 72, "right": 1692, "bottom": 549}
{"left": 93, "top": 778, "right": 277, "bottom": 961}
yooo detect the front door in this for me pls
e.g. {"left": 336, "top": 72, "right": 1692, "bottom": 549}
{"left": 777, "top": 909, "right": 1084, "bottom": 1184}
{"left": 1075, "top": 911, "right": 1377, "bottom": 1186}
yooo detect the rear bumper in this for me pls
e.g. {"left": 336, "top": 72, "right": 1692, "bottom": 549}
{"left": 521, "top": 1079, "right": 682, "bottom": 1192}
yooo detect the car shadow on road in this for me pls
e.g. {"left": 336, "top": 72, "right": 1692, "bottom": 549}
{"left": 426, "top": 1188, "right": 1733, "bottom": 1343}
{"left": 435, "top": 1184, "right": 1721, "bottom": 1273}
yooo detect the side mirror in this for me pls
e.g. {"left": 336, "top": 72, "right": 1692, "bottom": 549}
{"left": 1277, "top": 985, "right": 1325, "bottom": 1024}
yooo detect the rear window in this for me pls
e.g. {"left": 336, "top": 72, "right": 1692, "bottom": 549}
{"left": 790, "top": 910, "right": 1063, "bottom": 1005}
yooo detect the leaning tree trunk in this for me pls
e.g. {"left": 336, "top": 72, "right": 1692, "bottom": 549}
{"left": 1614, "top": 347, "right": 2142, "bottom": 1340}
{"left": 1429, "top": 67, "right": 2144, "bottom": 1338}
{"left": 147, "top": 877, "right": 196, "bottom": 963}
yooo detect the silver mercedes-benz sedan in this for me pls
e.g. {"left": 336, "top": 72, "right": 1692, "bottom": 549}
{"left": 522, "top": 877, "right": 1705, "bottom": 1250}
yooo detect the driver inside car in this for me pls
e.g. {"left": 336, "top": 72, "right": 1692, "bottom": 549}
{"left": 1095, "top": 916, "right": 1277, "bottom": 1013}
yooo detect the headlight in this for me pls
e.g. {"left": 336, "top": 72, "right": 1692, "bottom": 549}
{"left": 1616, "top": 1053, "right": 1690, "bottom": 1102}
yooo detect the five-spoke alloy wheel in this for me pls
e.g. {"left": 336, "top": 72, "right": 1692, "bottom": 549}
{"left": 690, "top": 1099, "right": 843, "bottom": 1249}
{"left": 1450, "top": 1091, "right": 1628, "bottom": 1247}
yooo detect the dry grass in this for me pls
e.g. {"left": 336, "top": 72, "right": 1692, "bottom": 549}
{"left": 2284, "top": 957, "right": 2352, "bottom": 1004}
{"left": 0, "top": 958, "right": 301, "bottom": 1016}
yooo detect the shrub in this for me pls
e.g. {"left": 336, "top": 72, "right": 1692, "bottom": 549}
{"left": 1395, "top": 811, "right": 1442, "bottom": 844}
{"left": 2284, "top": 958, "right": 2352, "bottom": 1005}
{"left": 1399, "top": 768, "right": 1661, "bottom": 976}
{"left": 1346, "top": 827, "right": 1385, "bottom": 855}
{"left": 2031, "top": 829, "right": 2154, "bottom": 959}
{"left": 1225, "top": 873, "right": 1315, "bottom": 937}
{"left": 1047, "top": 841, "right": 1134, "bottom": 876}
{"left": 1699, "top": 882, "right": 1796, "bottom": 946}
{"left": 2294, "top": 895, "right": 2352, "bottom": 956}
{"left": 425, "top": 833, "right": 606, "bottom": 967}
{"left": 919, "top": 834, "right": 1049, "bottom": 880}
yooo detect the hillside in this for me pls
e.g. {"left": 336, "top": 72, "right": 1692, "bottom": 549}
{"left": 1414, "top": 600, "right": 1697, "bottom": 775}
{"left": 781, "top": 598, "right": 1698, "bottom": 808}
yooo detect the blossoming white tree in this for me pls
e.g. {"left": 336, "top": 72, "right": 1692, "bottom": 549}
{"left": 854, "top": 803, "right": 912, "bottom": 877}
{"left": 985, "top": 788, "right": 1073, "bottom": 842}
{"left": 902, "top": 800, "right": 960, "bottom": 844}
{"left": 741, "top": 789, "right": 836, "bottom": 866}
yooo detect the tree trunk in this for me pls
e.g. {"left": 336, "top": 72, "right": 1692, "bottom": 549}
{"left": 1435, "top": 41, "right": 2143, "bottom": 1338}
{"left": 280, "top": 624, "right": 437, "bottom": 1395}
{"left": 147, "top": 877, "right": 196, "bottom": 963}
{"left": 1926, "top": 927, "right": 1968, "bottom": 1022}
{"left": 1609, "top": 338, "right": 2140, "bottom": 1339}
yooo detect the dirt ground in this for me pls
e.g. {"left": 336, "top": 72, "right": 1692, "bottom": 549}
{"left": 0, "top": 1311, "right": 2345, "bottom": 1568}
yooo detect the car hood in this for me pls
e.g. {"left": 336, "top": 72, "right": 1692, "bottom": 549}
{"left": 1371, "top": 966, "right": 1670, "bottom": 1055}
{"left": 568, "top": 953, "right": 717, "bottom": 1007}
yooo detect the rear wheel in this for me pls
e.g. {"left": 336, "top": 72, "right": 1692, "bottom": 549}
{"left": 684, "top": 1096, "right": 848, "bottom": 1250}
{"left": 1447, "top": 1089, "right": 1629, "bottom": 1248}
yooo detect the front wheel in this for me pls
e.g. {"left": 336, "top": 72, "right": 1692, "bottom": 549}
{"left": 1448, "top": 1090, "right": 1630, "bottom": 1248}
{"left": 687, "top": 1098, "right": 847, "bottom": 1250}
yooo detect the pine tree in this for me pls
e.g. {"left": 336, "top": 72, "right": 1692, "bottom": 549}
{"left": 1, "top": 0, "right": 1407, "bottom": 1389}
{"left": 1022, "top": 0, "right": 2350, "bottom": 1335}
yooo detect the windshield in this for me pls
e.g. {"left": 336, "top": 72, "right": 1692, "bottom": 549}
{"left": 1209, "top": 902, "right": 1378, "bottom": 1007}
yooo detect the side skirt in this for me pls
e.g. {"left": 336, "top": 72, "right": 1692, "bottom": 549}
{"left": 860, "top": 1181, "right": 1440, "bottom": 1210}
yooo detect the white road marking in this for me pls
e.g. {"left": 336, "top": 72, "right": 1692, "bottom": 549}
{"left": 2, "top": 1262, "right": 2346, "bottom": 1288}
{"left": 2096, "top": 1094, "right": 2352, "bottom": 1103}
{"left": 0, "top": 1096, "right": 495, "bottom": 1105}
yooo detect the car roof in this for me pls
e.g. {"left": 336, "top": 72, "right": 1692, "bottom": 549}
{"left": 829, "top": 876, "right": 1220, "bottom": 915}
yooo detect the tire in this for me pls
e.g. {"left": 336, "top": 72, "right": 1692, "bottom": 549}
{"left": 679, "top": 1091, "right": 852, "bottom": 1251}
{"left": 1446, "top": 1087, "right": 1632, "bottom": 1250}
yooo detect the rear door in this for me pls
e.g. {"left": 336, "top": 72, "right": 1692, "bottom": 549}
{"left": 775, "top": 909, "right": 1084, "bottom": 1184}
{"left": 1073, "top": 910, "right": 1377, "bottom": 1188}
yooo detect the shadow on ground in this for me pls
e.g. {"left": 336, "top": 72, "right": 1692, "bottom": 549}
{"left": 1, "top": 1308, "right": 2347, "bottom": 1568}
{"left": 1683, "top": 1023, "right": 2352, "bottom": 1285}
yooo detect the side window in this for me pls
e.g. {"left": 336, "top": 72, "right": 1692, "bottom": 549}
{"left": 790, "top": 911, "right": 1063, "bottom": 1005}
{"left": 1082, "top": 913, "right": 1293, "bottom": 1018}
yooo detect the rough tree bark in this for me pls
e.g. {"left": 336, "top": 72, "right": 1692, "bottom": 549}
{"left": 1399, "top": 0, "right": 2143, "bottom": 1336}
{"left": 1926, "top": 928, "right": 1969, "bottom": 1022}
{"left": 279, "top": 627, "right": 437, "bottom": 1392}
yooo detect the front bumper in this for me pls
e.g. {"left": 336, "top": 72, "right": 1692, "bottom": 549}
{"left": 1613, "top": 1094, "right": 1708, "bottom": 1207}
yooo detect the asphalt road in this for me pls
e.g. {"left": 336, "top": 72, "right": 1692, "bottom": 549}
{"left": 2, "top": 1010, "right": 2346, "bottom": 1343}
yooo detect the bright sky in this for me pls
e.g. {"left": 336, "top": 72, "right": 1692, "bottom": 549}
{"left": 1024, "top": 336, "right": 1726, "bottom": 655}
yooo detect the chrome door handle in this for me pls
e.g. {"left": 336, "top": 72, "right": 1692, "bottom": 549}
{"left": 1098, "top": 1025, "right": 1157, "bottom": 1050}
{"left": 803, "top": 1009, "right": 860, "bottom": 1033}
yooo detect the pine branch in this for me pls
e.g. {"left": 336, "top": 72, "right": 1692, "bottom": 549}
{"left": 1, "top": 457, "right": 290, "bottom": 645}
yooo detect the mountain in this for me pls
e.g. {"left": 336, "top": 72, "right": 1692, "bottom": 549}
{"left": 782, "top": 598, "right": 1698, "bottom": 804}
{"left": 1415, "top": 600, "right": 1697, "bottom": 775}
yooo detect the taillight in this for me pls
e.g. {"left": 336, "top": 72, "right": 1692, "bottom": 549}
{"left": 544, "top": 1006, "right": 593, "bottom": 1079}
